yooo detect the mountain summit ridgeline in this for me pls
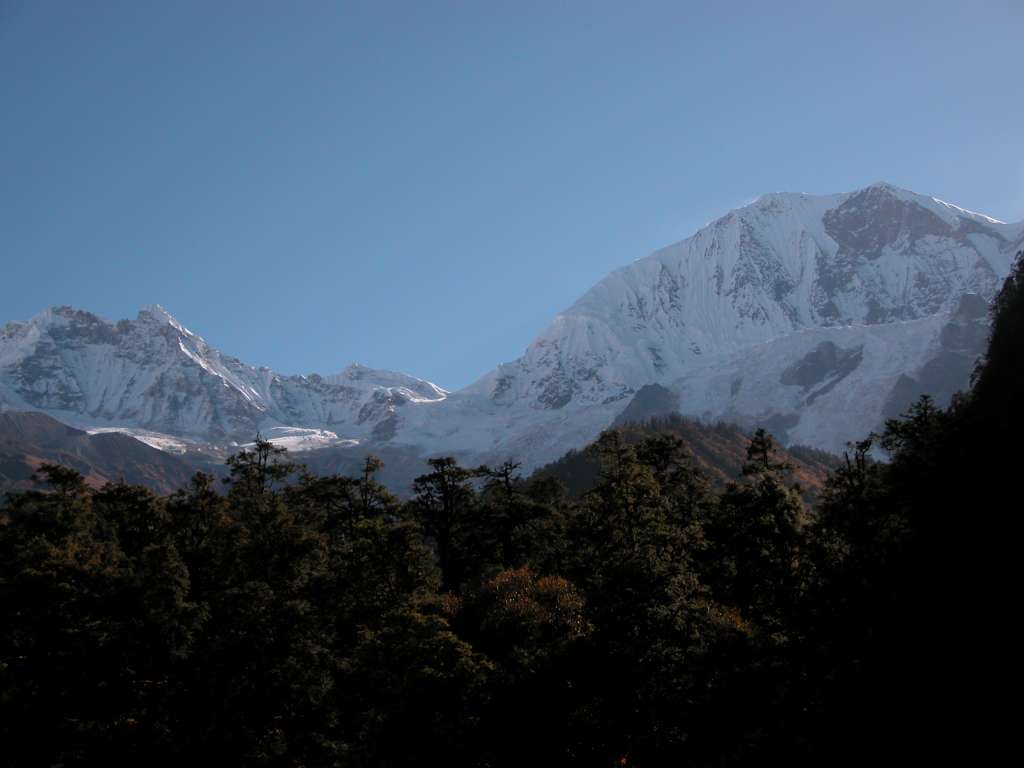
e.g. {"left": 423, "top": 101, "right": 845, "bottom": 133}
{"left": 2, "top": 182, "right": 1020, "bottom": 474}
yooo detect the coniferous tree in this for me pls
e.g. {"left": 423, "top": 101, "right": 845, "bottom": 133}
{"left": 561, "top": 431, "right": 728, "bottom": 764}
{"left": 712, "top": 430, "right": 810, "bottom": 634}
{"left": 409, "top": 457, "right": 482, "bottom": 590}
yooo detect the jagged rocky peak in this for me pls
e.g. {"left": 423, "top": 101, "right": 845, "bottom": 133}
{"left": 6, "top": 306, "right": 122, "bottom": 348}
{"left": 135, "top": 303, "right": 192, "bottom": 332}
{"left": 11, "top": 305, "right": 102, "bottom": 334}
{"left": 3, "top": 304, "right": 195, "bottom": 353}
{"left": 33, "top": 305, "right": 103, "bottom": 324}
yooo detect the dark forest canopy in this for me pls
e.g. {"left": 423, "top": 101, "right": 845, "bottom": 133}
{"left": 2, "top": 253, "right": 1021, "bottom": 767}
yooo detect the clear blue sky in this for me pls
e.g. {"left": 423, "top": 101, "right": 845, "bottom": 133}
{"left": 2, "top": 1, "right": 1021, "bottom": 388}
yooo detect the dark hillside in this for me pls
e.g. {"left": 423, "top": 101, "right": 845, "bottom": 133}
{"left": 531, "top": 413, "right": 838, "bottom": 497}
{"left": 0, "top": 411, "right": 202, "bottom": 493}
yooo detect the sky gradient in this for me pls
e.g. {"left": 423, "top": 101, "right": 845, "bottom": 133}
{"left": 2, "top": 0, "right": 1022, "bottom": 388}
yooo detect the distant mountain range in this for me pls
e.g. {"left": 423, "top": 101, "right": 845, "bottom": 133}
{"left": 2, "top": 182, "right": 1020, "bottom": 491}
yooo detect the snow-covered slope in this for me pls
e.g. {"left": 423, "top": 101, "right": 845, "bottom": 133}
{"left": 465, "top": 183, "right": 1018, "bottom": 409}
{"left": 0, "top": 304, "right": 446, "bottom": 445}
{"left": 2, "top": 182, "right": 1020, "bottom": 472}
{"left": 425, "top": 182, "right": 1020, "bottom": 462}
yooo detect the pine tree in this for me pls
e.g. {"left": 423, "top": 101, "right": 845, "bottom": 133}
{"left": 409, "top": 457, "right": 482, "bottom": 590}
{"left": 712, "top": 429, "right": 809, "bottom": 635}
{"left": 743, "top": 427, "right": 792, "bottom": 476}
{"left": 224, "top": 433, "right": 299, "bottom": 498}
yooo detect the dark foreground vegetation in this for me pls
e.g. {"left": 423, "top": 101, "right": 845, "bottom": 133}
{"left": 1, "top": 255, "right": 1020, "bottom": 768}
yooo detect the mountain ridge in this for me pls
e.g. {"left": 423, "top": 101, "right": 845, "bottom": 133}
{"left": 0, "top": 410, "right": 206, "bottom": 493}
{"left": 2, "top": 182, "right": 1020, "bottom": 477}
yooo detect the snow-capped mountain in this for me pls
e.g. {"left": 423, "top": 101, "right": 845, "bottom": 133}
{"left": 469, "top": 183, "right": 1017, "bottom": 409}
{"left": 442, "top": 182, "right": 1022, "bottom": 461}
{"left": 2, "top": 182, "right": 1020, "bottom": 476}
{"left": 0, "top": 304, "right": 446, "bottom": 447}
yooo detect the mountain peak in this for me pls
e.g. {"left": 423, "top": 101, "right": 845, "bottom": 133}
{"left": 854, "top": 180, "right": 935, "bottom": 202}
{"left": 864, "top": 180, "right": 900, "bottom": 192}
{"left": 328, "top": 363, "right": 449, "bottom": 399}
{"left": 747, "top": 182, "right": 918, "bottom": 213}
{"left": 136, "top": 304, "right": 192, "bottom": 335}
{"left": 18, "top": 305, "right": 107, "bottom": 331}
{"left": 847, "top": 181, "right": 1007, "bottom": 225}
